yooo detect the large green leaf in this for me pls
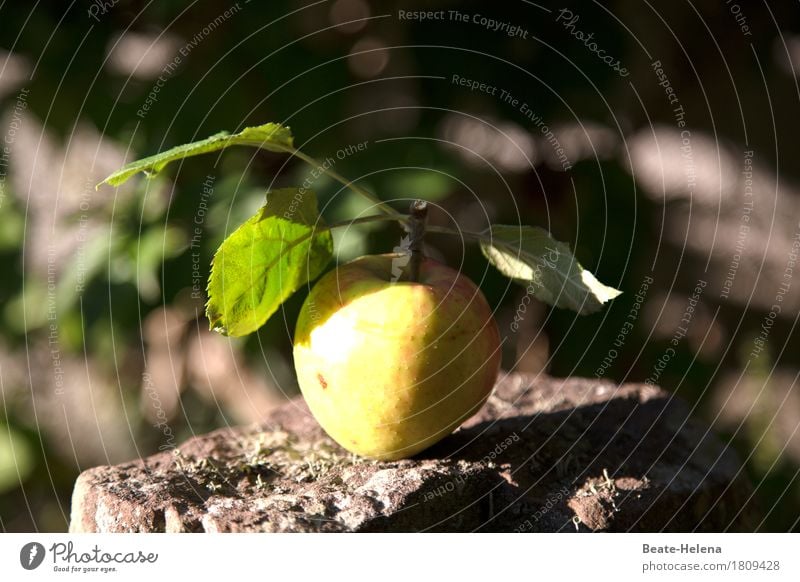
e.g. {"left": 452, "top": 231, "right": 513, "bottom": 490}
{"left": 480, "top": 225, "right": 621, "bottom": 315}
{"left": 100, "top": 123, "right": 294, "bottom": 187}
{"left": 206, "top": 188, "right": 333, "bottom": 336}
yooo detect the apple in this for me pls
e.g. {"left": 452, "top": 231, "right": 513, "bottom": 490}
{"left": 293, "top": 253, "right": 502, "bottom": 460}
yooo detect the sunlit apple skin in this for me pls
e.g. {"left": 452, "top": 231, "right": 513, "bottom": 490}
{"left": 293, "top": 254, "right": 501, "bottom": 461}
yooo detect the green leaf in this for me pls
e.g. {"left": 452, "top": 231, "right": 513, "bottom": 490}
{"left": 480, "top": 225, "right": 622, "bottom": 315}
{"left": 99, "top": 123, "right": 294, "bottom": 188}
{"left": 206, "top": 188, "right": 333, "bottom": 336}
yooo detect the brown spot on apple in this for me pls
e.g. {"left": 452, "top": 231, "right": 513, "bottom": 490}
{"left": 317, "top": 373, "right": 328, "bottom": 389}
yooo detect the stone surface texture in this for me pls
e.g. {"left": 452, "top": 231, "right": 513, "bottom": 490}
{"left": 70, "top": 373, "right": 757, "bottom": 532}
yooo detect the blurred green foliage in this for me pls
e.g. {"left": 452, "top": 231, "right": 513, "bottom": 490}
{"left": 1, "top": 0, "right": 799, "bottom": 531}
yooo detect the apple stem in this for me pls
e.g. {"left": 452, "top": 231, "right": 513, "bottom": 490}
{"left": 407, "top": 200, "right": 428, "bottom": 282}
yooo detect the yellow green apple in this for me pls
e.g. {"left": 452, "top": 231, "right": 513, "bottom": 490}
{"left": 293, "top": 253, "right": 501, "bottom": 460}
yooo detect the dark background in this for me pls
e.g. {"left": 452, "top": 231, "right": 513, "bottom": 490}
{"left": 1, "top": 0, "right": 799, "bottom": 531}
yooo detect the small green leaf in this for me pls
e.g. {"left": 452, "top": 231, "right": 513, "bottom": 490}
{"left": 100, "top": 123, "right": 294, "bottom": 188}
{"left": 480, "top": 225, "right": 621, "bottom": 314}
{"left": 206, "top": 188, "right": 333, "bottom": 336}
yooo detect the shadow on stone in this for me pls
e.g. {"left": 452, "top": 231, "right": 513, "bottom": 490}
{"left": 69, "top": 373, "right": 759, "bottom": 532}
